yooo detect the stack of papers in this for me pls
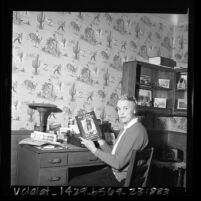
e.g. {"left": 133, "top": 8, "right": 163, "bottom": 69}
{"left": 18, "top": 131, "right": 64, "bottom": 148}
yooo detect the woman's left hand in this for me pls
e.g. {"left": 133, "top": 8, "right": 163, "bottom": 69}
{"left": 79, "top": 137, "right": 97, "bottom": 153}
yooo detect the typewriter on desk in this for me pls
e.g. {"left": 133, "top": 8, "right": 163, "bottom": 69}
{"left": 67, "top": 132, "right": 85, "bottom": 148}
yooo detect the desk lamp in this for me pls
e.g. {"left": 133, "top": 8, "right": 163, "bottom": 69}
{"left": 28, "top": 103, "right": 62, "bottom": 132}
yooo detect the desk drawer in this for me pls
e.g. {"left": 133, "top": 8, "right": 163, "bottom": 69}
{"left": 40, "top": 153, "right": 67, "bottom": 167}
{"left": 39, "top": 167, "right": 67, "bottom": 186}
{"left": 68, "top": 152, "right": 101, "bottom": 165}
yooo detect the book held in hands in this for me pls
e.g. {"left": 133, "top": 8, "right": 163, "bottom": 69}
{"left": 75, "top": 111, "right": 102, "bottom": 141}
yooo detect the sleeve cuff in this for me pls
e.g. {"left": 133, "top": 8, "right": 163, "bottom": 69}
{"left": 93, "top": 148, "right": 100, "bottom": 156}
{"left": 91, "top": 147, "right": 98, "bottom": 154}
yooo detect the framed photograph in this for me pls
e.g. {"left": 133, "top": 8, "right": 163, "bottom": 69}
{"left": 154, "top": 98, "right": 167, "bottom": 108}
{"left": 140, "top": 75, "right": 151, "bottom": 85}
{"left": 75, "top": 111, "right": 102, "bottom": 141}
{"left": 177, "top": 74, "right": 187, "bottom": 89}
{"left": 137, "top": 89, "right": 152, "bottom": 107}
{"left": 177, "top": 99, "right": 187, "bottom": 110}
{"left": 158, "top": 79, "right": 170, "bottom": 88}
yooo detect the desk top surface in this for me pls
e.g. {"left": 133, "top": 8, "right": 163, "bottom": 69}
{"left": 19, "top": 144, "right": 88, "bottom": 153}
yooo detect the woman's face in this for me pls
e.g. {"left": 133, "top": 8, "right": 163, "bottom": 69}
{"left": 116, "top": 100, "right": 135, "bottom": 125}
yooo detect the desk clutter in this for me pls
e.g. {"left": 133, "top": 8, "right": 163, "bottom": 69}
{"left": 18, "top": 130, "right": 66, "bottom": 149}
{"left": 19, "top": 102, "right": 117, "bottom": 150}
{"left": 18, "top": 114, "right": 117, "bottom": 150}
{"left": 18, "top": 128, "right": 86, "bottom": 149}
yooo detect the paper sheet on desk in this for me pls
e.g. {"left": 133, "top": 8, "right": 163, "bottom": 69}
{"left": 35, "top": 145, "right": 65, "bottom": 150}
{"left": 18, "top": 138, "right": 63, "bottom": 146}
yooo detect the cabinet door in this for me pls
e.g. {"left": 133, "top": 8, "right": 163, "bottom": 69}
{"left": 11, "top": 133, "right": 30, "bottom": 185}
{"left": 16, "top": 145, "right": 40, "bottom": 185}
{"left": 121, "top": 61, "right": 139, "bottom": 96}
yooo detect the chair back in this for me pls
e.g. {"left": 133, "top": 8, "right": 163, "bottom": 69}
{"left": 124, "top": 147, "right": 154, "bottom": 187}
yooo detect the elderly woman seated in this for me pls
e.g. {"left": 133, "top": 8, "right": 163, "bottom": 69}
{"left": 68, "top": 95, "right": 149, "bottom": 186}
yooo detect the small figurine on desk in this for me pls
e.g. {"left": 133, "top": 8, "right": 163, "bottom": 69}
{"left": 68, "top": 95, "right": 149, "bottom": 186}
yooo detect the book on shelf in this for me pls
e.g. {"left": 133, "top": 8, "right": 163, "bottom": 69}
{"left": 149, "top": 56, "right": 176, "bottom": 68}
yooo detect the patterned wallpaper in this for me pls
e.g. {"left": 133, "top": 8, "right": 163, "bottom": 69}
{"left": 173, "top": 23, "right": 188, "bottom": 68}
{"left": 12, "top": 11, "right": 188, "bottom": 131}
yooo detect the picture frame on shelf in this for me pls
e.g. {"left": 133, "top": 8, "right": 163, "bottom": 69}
{"left": 153, "top": 98, "right": 167, "bottom": 108}
{"left": 140, "top": 75, "right": 151, "bottom": 85}
{"left": 75, "top": 111, "right": 103, "bottom": 141}
{"left": 137, "top": 89, "right": 152, "bottom": 107}
{"left": 158, "top": 79, "right": 170, "bottom": 88}
{"left": 177, "top": 74, "right": 187, "bottom": 90}
{"left": 177, "top": 99, "right": 187, "bottom": 110}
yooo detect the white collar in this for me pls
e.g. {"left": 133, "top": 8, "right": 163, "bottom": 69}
{"left": 123, "top": 117, "right": 138, "bottom": 130}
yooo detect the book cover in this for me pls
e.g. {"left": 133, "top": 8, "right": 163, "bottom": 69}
{"left": 149, "top": 56, "right": 176, "bottom": 67}
{"left": 75, "top": 111, "right": 102, "bottom": 141}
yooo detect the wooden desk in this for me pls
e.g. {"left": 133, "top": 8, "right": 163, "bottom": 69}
{"left": 16, "top": 144, "right": 105, "bottom": 186}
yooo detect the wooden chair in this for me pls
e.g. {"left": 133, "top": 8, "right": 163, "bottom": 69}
{"left": 124, "top": 147, "right": 154, "bottom": 187}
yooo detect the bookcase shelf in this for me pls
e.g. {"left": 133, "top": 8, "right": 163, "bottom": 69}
{"left": 121, "top": 60, "right": 187, "bottom": 117}
{"left": 175, "top": 89, "right": 187, "bottom": 92}
{"left": 136, "top": 83, "right": 173, "bottom": 91}
{"left": 136, "top": 106, "right": 172, "bottom": 117}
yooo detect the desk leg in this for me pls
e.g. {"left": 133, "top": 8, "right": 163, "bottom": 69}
{"left": 176, "top": 168, "right": 185, "bottom": 187}
{"left": 66, "top": 168, "right": 69, "bottom": 185}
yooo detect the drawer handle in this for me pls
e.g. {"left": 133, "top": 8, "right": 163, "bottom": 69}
{"left": 48, "top": 176, "right": 61, "bottom": 182}
{"left": 87, "top": 157, "right": 98, "bottom": 161}
{"left": 48, "top": 158, "right": 62, "bottom": 164}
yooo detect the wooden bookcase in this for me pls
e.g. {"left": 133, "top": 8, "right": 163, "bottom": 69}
{"left": 121, "top": 60, "right": 187, "bottom": 117}
{"left": 121, "top": 60, "right": 187, "bottom": 188}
